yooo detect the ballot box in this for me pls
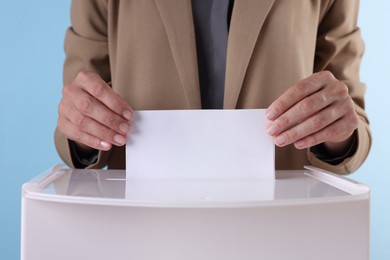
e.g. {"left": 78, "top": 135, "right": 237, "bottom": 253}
{"left": 21, "top": 164, "right": 370, "bottom": 260}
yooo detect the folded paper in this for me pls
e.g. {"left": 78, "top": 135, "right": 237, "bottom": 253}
{"left": 126, "top": 109, "right": 274, "bottom": 180}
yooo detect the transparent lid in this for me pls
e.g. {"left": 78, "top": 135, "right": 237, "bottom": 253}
{"left": 22, "top": 165, "right": 369, "bottom": 208}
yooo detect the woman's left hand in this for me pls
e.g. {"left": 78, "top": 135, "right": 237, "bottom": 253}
{"left": 265, "top": 71, "right": 358, "bottom": 154}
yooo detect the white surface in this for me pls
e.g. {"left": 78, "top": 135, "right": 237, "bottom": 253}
{"left": 21, "top": 166, "right": 370, "bottom": 260}
{"left": 21, "top": 166, "right": 369, "bottom": 207}
{"left": 126, "top": 109, "right": 275, "bottom": 180}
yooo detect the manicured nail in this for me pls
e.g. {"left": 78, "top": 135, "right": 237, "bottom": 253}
{"left": 123, "top": 110, "right": 133, "bottom": 120}
{"left": 295, "top": 140, "right": 305, "bottom": 149}
{"left": 275, "top": 135, "right": 287, "bottom": 146}
{"left": 119, "top": 123, "right": 130, "bottom": 134}
{"left": 100, "top": 141, "right": 111, "bottom": 149}
{"left": 265, "top": 109, "right": 276, "bottom": 120}
{"left": 266, "top": 124, "right": 278, "bottom": 135}
{"left": 114, "top": 134, "right": 126, "bottom": 145}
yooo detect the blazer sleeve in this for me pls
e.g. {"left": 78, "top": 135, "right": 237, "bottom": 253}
{"left": 54, "top": 0, "right": 112, "bottom": 169}
{"left": 307, "top": 0, "right": 372, "bottom": 174}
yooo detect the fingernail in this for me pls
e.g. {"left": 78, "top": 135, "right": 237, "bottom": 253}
{"left": 114, "top": 134, "right": 126, "bottom": 145}
{"left": 275, "top": 135, "right": 287, "bottom": 146}
{"left": 265, "top": 110, "right": 276, "bottom": 120}
{"left": 266, "top": 124, "right": 278, "bottom": 135}
{"left": 100, "top": 141, "right": 111, "bottom": 149}
{"left": 123, "top": 110, "right": 133, "bottom": 120}
{"left": 119, "top": 123, "right": 130, "bottom": 134}
{"left": 295, "top": 140, "right": 305, "bottom": 149}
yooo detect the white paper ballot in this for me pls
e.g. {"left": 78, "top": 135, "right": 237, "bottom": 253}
{"left": 126, "top": 109, "right": 275, "bottom": 180}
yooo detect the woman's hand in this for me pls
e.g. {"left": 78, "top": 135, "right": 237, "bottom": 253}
{"left": 57, "top": 71, "right": 134, "bottom": 152}
{"left": 265, "top": 71, "right": 358, "bottom": 155}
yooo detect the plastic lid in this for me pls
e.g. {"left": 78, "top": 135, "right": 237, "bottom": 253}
{"left": 22, "top": 165, "right": 369, "bottom": 208}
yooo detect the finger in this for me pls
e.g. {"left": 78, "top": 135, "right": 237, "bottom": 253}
{"left": 265, "top": 71, "right": 337, "bottom": 120}
{"left": 60, "top": 102, "right": 127, "bottom": 146}
{"left": 293, "top": 118, "right": 353, "bottom": 150}
{"left": 272, "top": 104, "right": 343, "bottom": 147}
{"left": 68, "top": 86, "right": 131, "bottom": 135}
{"left": 58, "top": 116, "right": 112, "bottom": 151}
{"left": 74, "top": 71, "right": 134, "bottom": 120}
{"left": 266, "top": 89, "right": 334, "bottom": 136}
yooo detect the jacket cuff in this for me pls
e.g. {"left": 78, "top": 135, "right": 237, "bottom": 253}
{"left": 310, "top": 130, "right": 358, "bottom": 165}
{"left": 69, "top": 140, "right": 99, "bottom": 168}
{"left": 307, "top": 118, "right": 371, "bottom": 174}
{"left": 54, "top": 127, "right": 112, "bottom": 169}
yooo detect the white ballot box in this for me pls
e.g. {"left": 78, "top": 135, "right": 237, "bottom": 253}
{"left": 21, "top": 165, "right": 370, "bottom": 260}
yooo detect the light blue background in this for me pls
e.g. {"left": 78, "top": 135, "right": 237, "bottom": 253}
{"left": 0, "top": 1, "right": 389, "bottom": 259}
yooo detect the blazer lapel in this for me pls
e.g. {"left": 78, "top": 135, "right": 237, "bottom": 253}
{"left": 224, "top": 0, "right": 275, "bottom": 109}
{"left": 154, "top": 0, "right": 201, "bottom": 109}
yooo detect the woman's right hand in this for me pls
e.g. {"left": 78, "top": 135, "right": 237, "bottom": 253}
{"left": 57, "top": 71, "right": 134, "bottom": 152}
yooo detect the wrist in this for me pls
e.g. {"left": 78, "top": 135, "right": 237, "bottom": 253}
{"left": 310, "top": 131, "right": 358, "bottom": 165}
{"left": 73, "top": 141, "right": 98, "bottom": 157}
{"left": 323, "top": 133, "right": 355, "bottom": 157}
{"left": 69, "top": 140, "right": 99, "bottom": 168}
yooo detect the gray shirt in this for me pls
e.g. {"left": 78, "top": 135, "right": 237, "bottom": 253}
{"left": 191, "top": 0, "right": 234, "bottom": 109}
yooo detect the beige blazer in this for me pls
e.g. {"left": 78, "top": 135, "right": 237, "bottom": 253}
{"left": 55, "top": 0, "right": 371, "bottom": 174}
